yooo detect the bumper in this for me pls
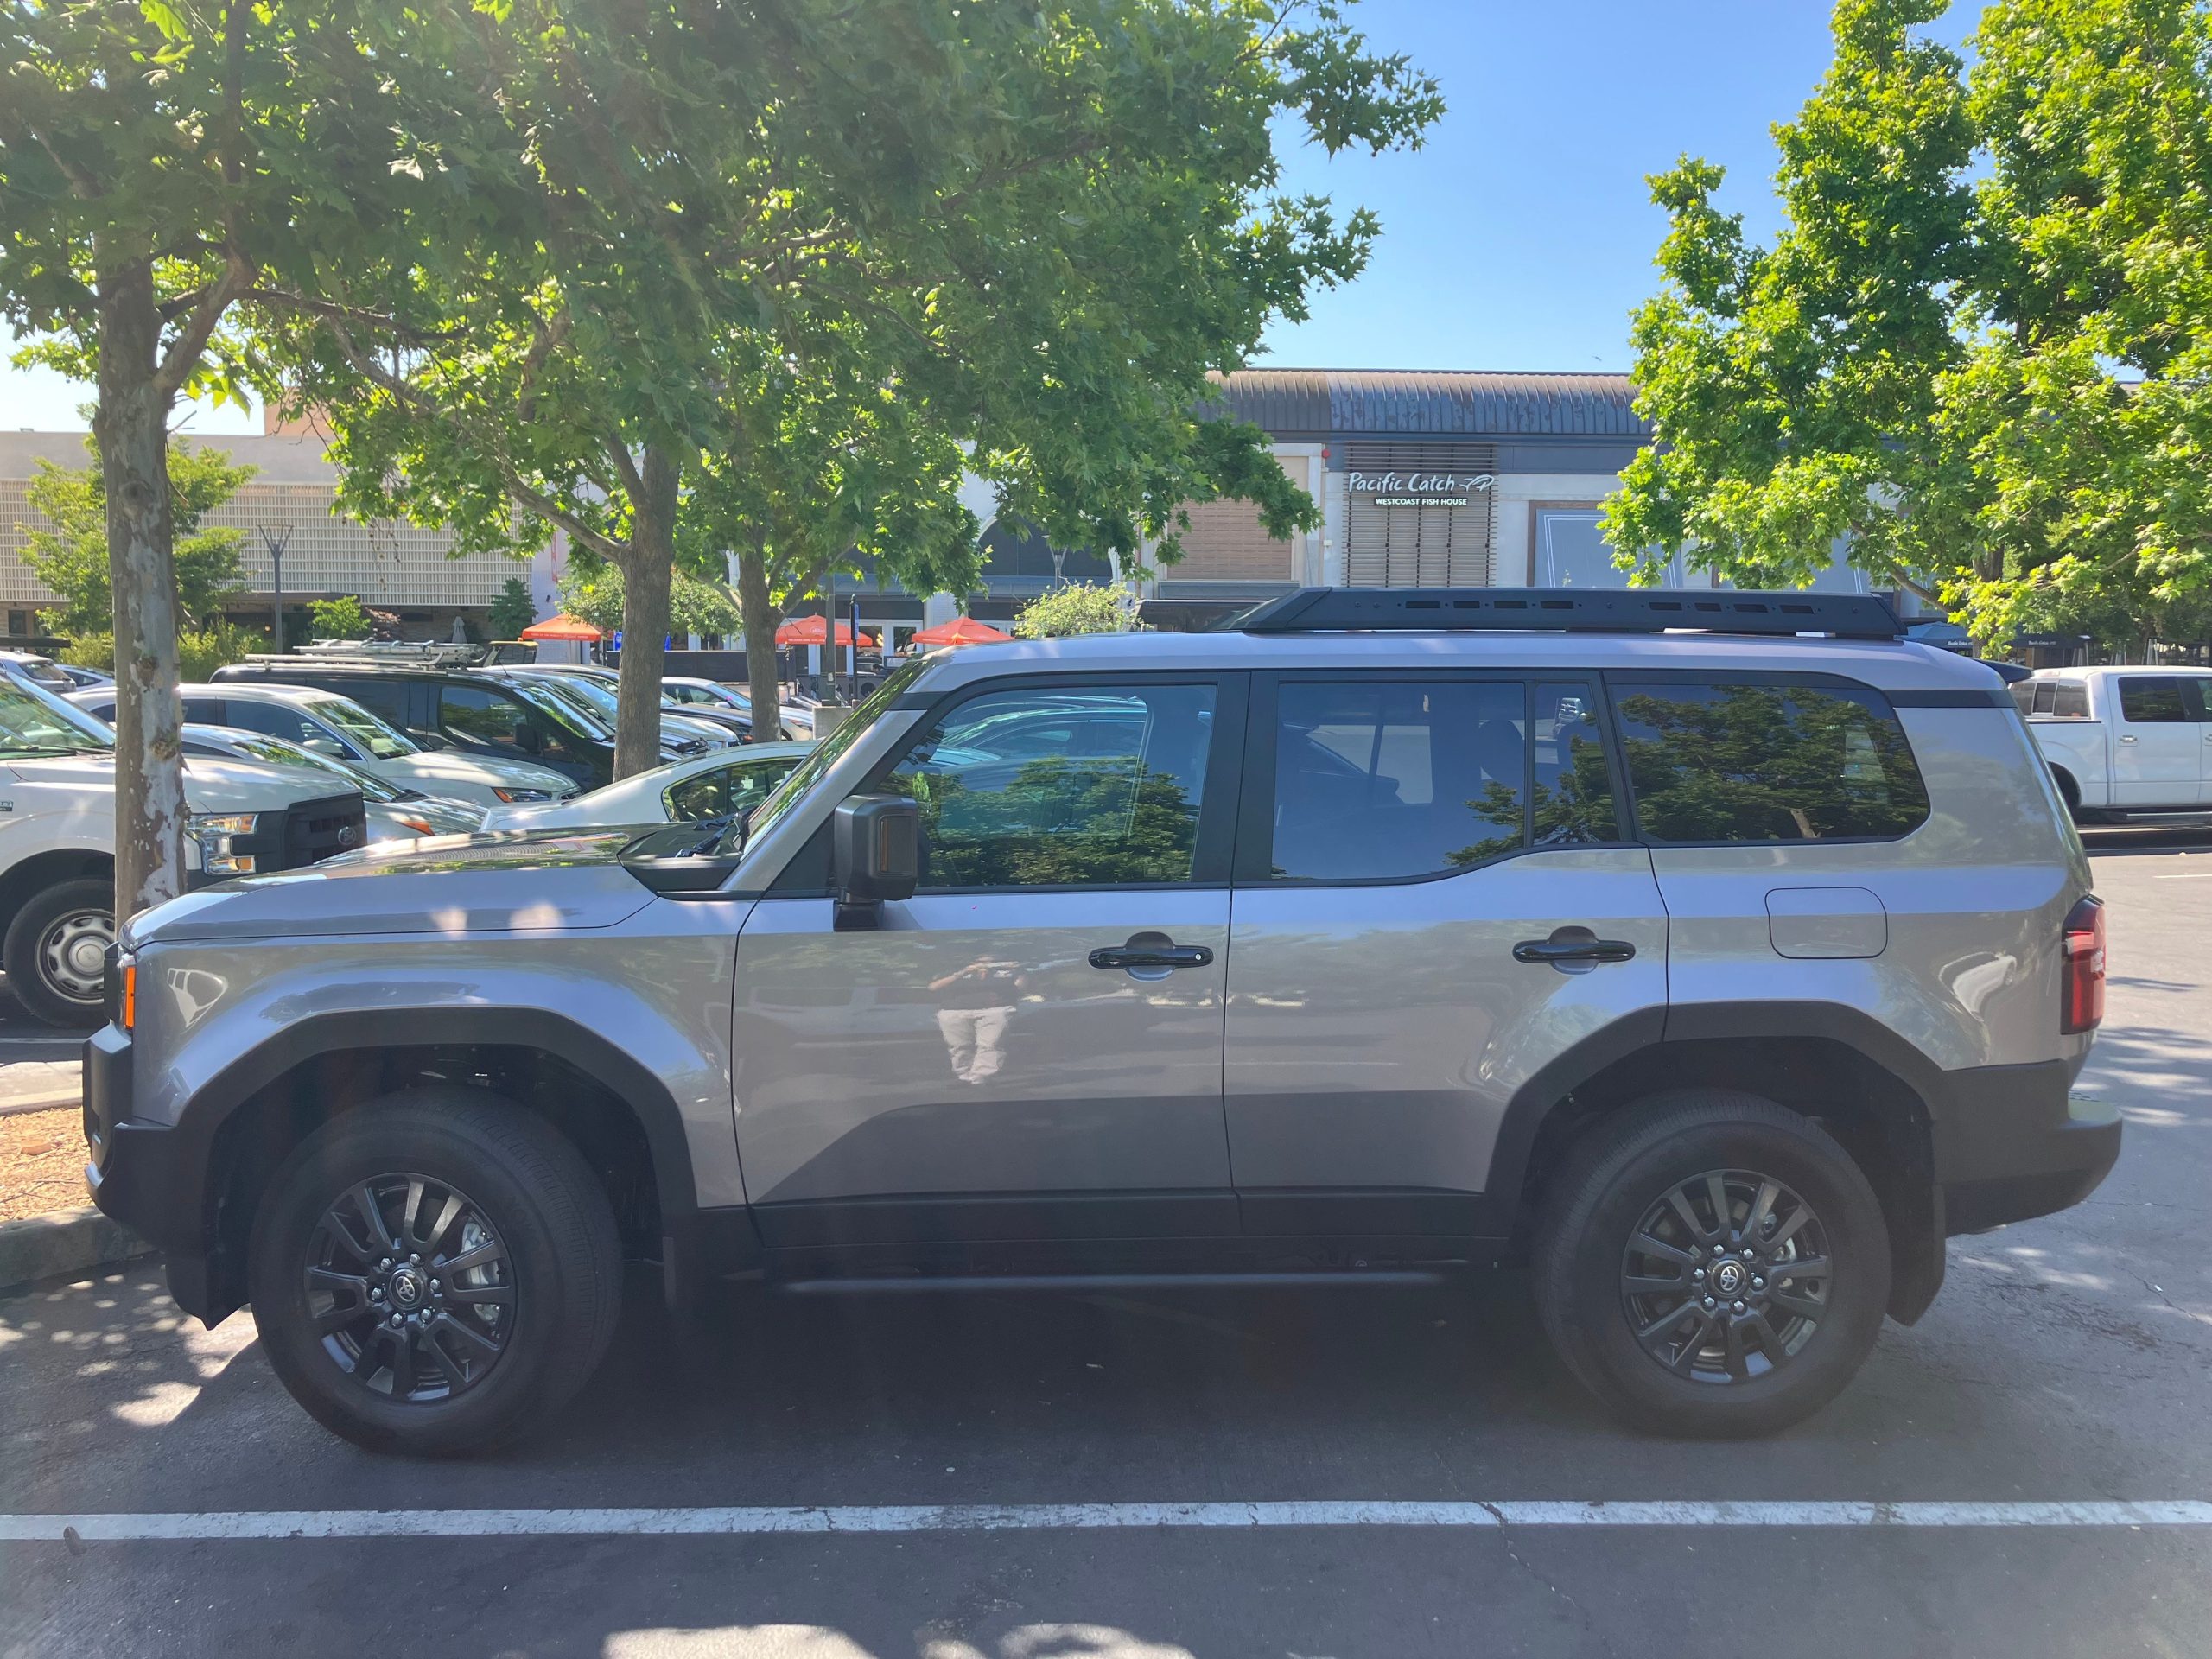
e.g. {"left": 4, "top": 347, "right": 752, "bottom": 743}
{"left": 1930, "top": 1058, "right": 2122, "bottom": 1236}
{"left": 81, "top": 1026, "right": 230, "bottom": 1322}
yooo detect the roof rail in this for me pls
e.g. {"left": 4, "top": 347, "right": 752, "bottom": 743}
{"left": 239, "top": 640, "right": 492, "bottom": 670}
{"left": 1229, "top": 587, "right": 1905, "bottom": 641}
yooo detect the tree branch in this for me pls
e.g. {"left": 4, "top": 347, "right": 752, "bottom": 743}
{"left": 150, "top": 247, "right": 254, "bottom": 401}
{"left": 243, "top": 287, "right": 453, "bottom": 345}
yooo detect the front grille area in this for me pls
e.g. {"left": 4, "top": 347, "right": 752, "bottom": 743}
{"left": 279, "top": 793, "right": 370, "bottom": 868}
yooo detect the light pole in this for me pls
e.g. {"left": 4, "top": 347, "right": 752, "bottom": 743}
{"left": 255, "top": 524, "right": 293, "bottom": 652}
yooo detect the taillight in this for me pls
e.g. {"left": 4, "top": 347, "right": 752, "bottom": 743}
{"left": 2061, "top": 896, "right": 2105, "bottom": 1034}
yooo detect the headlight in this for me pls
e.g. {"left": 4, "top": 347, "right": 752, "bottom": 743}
{"left": 491, "top": 787, "right": 552, "bottom": 804}
{"left": 189, "top": 811, "right": 262, "bottom": 874}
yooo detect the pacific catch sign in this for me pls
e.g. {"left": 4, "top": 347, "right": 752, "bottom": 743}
{"left": 1349, "top": 470, "right": 1497, "bottom": 507}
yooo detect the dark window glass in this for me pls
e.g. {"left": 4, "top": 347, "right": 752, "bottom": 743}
{"left": 2010, "top": 682, "right": 2035, "bottom": 716}
{"left": 440, "top": 684, "right": 541, "bottom": 761}
{"left": 2032, "top": 682, "right": 2057, "bottom": 715}
{"left": 330, "top": 677, "right": 412, "bottom": 732}
{"left": 1533, "top": 682, "right": 1618, "bottom": 846}
{"left": 181, "top": 697, "right": 226, "bottom": 724}
{"left": 2119, "top": 677, "right": 2190, "bottom": 723}
{"left": 1270, "top": 679, "right": 1526, "bottom": 880}
{"left": 222, "top": 699, "right": 320, "bottom": 746}
{"left": 1612, "top": 678, "right": 1931, "bottom": 842}
{"left": 881, "top": 684, "right": 1215, "bottom": 889}
{"left": 2053, "top": 681, "right": 2090, "bottom": 719}
{"left": 664, "top": 756, "right": 803, "bottom": 823}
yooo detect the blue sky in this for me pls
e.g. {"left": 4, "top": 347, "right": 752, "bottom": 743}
{"left": 1, "top": 1, "right": 1979, "bottom": 431}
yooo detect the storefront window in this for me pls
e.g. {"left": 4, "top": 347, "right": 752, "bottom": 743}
{"left": 1533, "top": 508, "right": 1686, "bottom": 588}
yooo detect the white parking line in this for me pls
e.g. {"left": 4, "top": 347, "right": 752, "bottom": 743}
{"left": 4, "top": 1500, "right": 2212, "bottom": 1541}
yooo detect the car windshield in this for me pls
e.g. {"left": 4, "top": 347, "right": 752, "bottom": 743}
{"left": 306, "top": 696, "right": 419, "bottom": 760}
{"left": 504, "top": 678, "right": 611, "bottom": 740}
{"left": 734, "top": 655, "right": 929, "bottom": 851}
{"left": 0, "top": 676, "right": 116, "bottom": 756}
{"left": 204, "top": 730, "right": 408, "bottom": 802}
{"left": 5, "top": 656, "right": 77, "bottom": 692}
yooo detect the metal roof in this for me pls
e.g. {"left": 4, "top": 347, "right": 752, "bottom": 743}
{"left": 1209, "top": 369, "right": 1649, "bottom": 440}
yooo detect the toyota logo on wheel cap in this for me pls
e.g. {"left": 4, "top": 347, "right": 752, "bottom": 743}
{"left": 1712, "top": 1261, "right": 1746, "bottom": 1296}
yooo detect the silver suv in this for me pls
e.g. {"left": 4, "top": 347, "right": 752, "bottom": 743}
{"left": 83, "top": 588, "right": 2120, "bottom": 1452}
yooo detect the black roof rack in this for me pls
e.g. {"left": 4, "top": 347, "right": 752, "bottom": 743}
{"left": 1228, "top": 587, "right": 1905, "bottom": 640}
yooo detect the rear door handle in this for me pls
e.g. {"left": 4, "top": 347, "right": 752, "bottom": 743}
{"left": 1513, "top": 936, "right": 1637, "bottom": 965}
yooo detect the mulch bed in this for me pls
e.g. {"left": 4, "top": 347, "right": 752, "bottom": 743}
{"left": 1, "top": 1107, "right": 86, "bottom": 1224}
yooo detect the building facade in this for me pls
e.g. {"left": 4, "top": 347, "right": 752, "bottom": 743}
{"left": 0, "top": 426, "right": 550, "bottom": 644}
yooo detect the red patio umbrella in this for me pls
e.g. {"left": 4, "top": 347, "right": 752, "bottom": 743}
{"left": 518, "top": 612, "right": 602, "bottom": 642}
{"left": 911, "top": 615, "right": 1014, "bottom": 647}
{"left": 773, "top": 614, "right": 874, "bottom": 647}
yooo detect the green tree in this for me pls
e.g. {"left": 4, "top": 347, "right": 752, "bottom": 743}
{"left": 487, "top": 578, "right": 537, "bottom": 641}
{"left": 556, "top": 563, "right": 742, "bottom": 641}
{"left": 308, "top": 596, "right": 372, "bottom": 641}
{"left": 1606, "top": 0, "right": 2212, "bottom": 652}
{"left": 1013, "top": 582, "right": 1142, "bottom": 639}
{"left": 3, "top": 0, "right": 495, "bottom": 912}
{"left": 280, "top": 0, "right": 1440, "bottom": 777}
{"left": 22, "top": 441, "right": 251, "bottom": 635}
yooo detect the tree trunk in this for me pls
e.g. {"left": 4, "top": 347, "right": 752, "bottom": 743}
{"left": 611, "top": 444, "right": 681, "bottom": 779}
{"left": 92, "top": 255, "right": 189, "bottom": 919}
{"left": 734, "top": 539, "right": 781, "bottom": 747}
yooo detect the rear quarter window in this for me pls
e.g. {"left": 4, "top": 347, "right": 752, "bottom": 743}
{"left": 1610, "top": 677, "right": 1931, "bottom": 843}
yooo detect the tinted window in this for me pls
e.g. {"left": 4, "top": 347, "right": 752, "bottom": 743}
{"left": 440, "top": 684, "right": 540, "bottom": 760}
{"left": 2032, "top": 683, "right": 2056, "bottom": 715}
{"left": 664, "top": 756, "right": 803, "bottom": 823}
{"left": 2119, "top": 677, "right": 2190, "bottom": 723}
{"left": 881, "top": 684, "right": 1215, "bottom": 889}
{"left": 221, "top": 699, "right": 321, "bottom": 746}
{"left": 1533, "top": 682, "right": 1618, "bottom": 846}
{"left": 1612, "top": 678, "right": 1930, "bottom": 842}
{"left": 1269, "top": 679, "right": 1528, "bottom": 880}
{"left": 181, "top": 697, "right": 226, "bottom": 724}
{"left": 327, "top": 677, "right": 414, "bottom": 733}
{"left": 2053, "top": 681, "right": 2091, "bottom": 719}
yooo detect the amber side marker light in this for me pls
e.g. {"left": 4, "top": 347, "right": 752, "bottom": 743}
{"left": 118, "top": 960, "right": 137, "bottom": 1032}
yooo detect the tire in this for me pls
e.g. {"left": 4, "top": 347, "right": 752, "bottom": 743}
{"left": 1532, "top": 1090, "right": 1891, "bottom": 1438}
{"left": 3, "top": 876, "right": 115, "bottom": 1027}
{"left": 247, "top": 1087, "right": 622, "bottom": 1456}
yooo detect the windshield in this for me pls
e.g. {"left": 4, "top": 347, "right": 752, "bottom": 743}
{"left": 505, "top": 677, "right": 612, "bottom": 740}
{"left": 0, "top": 676, "right": 116, "bottom": 756}
{"left": 308, "top": 697, "right": 419, "bottom": 760}
{"left": 736, "top": 655, "right": 930, "bottom": 850}
{"left": 205, "top": 731, "right": 406, "bottom": 802}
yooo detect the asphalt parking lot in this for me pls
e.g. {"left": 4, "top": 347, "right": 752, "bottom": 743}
{"left": 4, "top": 824, "right": 2211, "bottom": 1658}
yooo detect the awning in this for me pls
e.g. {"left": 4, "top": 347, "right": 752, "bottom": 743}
{"left": 775, "top": 615, "right": 875, "bottom": 647}
{"left": 912, "top": 615, "right": 1014, "bottom": 646}
{"left": 518, "top": 613, "right": 603, "bottom": 642}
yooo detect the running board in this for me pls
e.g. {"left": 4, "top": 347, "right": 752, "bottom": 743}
{"left": 772, "top": 1268, "right": 1461, "bottom": 1296}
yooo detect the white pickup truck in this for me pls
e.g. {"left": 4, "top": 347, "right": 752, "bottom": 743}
{"left": 0, "top": 677, "right": 366, "bottom": 1025}
{"left": 2013, "top": 666, "right": 2212, "bottom": 819}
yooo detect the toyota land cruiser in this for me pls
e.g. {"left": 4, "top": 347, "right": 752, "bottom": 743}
{"left": 84, "top": 588, "right": 2119, "bottom": 1452}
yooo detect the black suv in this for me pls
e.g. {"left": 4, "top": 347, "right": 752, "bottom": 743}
{"left": 212, "top": 663, "right": 624, "bottom": 791}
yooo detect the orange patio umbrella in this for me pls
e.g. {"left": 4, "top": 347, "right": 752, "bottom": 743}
{"left": 912, "top": 615, "right": 1013, "bottom": 647}
{"left": 774, "top": 614, "right": 874, "bottom": 647}
{"left": 518, "top": 612, "right": 603, "bottom": 642}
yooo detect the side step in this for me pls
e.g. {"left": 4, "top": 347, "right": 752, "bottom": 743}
{"left": 772, "top": 1267, "right": 1462, "bottom": 1296}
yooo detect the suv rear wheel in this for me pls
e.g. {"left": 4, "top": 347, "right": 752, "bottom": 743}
{"left": 3, "top": 877, "right": 114, "bottom": 1027}
{"left": 1533, "top": 1090, "right": 1891, "bottom": 1437}
{"left": 247, "top": 1088, "right": 621, "bottom": 1455}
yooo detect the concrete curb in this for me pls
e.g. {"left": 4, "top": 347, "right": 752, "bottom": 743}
{"left": 0, "top": 1205, "right": 149, "bottom": 1294}
{"left": 0, "top": 1091, "right": 78, "bottom": 1118}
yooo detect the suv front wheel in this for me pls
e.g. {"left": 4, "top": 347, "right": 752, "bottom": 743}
{"left": 1533, "top": 1090, "right": 1891, "bottom": 1437}
{"left": 247, "top": 1088, "right": 622, "bottom": 1455}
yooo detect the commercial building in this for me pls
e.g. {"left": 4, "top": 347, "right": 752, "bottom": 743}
{"left": 0, "top": 423, "right": 550, "bottom": 644}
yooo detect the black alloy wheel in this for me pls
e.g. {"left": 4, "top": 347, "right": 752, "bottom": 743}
{"left": 305, "top": 1174, "right": 515, "bottom": 1402}
{"left": 1619, "top": 1169, "right": 1831, "bottom": 1385}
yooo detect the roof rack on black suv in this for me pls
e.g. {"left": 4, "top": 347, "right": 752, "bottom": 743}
{"left": 1230, "top": 587, "right": 1905, "bottom": 639}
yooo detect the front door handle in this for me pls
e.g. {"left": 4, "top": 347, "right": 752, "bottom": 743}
{"left": 2120, "top": 734, "right": 2139, "bottom": 743}
{"left": 1513, "top": 934, "right": 1637, "bottom": 966}
{"left": 1089, "top": 941, "right": 1214, "bottom": 971}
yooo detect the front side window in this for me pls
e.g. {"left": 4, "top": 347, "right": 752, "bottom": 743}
{"left": 1611, "top": 677, "right": 1930, "bottom": 843}
{"left": 1268, "top": 679, "right": 1530, "bottom": 881}
{"left": 664, "top": 755, "right": 804, "bottom": 823}
{"left": 222, "top": 698, "right": 321, "bottom": 746}
{"left": 880, "top": 683, "right": 1216, "bottom": 889}
{"left": 2119, "top": 676, "right": 2191, "bottom": 723}
{"left": 308, "top": 697, "right": 417, "bottom": 758}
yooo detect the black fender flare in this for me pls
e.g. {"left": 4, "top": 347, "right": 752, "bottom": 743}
{"left": 180, "top": 1006, "right": 700, "bottom": 1230}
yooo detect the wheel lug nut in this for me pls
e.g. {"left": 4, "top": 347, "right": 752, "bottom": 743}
{"left": 389, "top": 1313, "right": 403, "bottom": 1327}
{"left": 1702, "top": 1296, "right": 1716, "bottom": 1310}
{"left": 1732, "top": 1300, "right": 1747, "bottom": 1314}
{"left": 1752, "top": 1277, "right": 1765, "bottom": 1290}
{"left": 429, "top": 1279, "right": 440, "bottom": 1291}
{"left": 410, "top": 1255, "right": 421, "bottom": 1265}
{"left": 1692, "top": 1268, "right": 1706, "bottom": 1281}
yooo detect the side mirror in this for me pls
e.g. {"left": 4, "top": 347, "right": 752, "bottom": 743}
{"left": 832, "top": 794, "right": 918, "bottom": 930}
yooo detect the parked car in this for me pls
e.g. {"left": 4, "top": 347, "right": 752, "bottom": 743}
{"left": 68, "top": 682, "right": 575, "bottom": 810}
{"left": 54, "top": 664, "right": 114, "bottom": 690}
{"left": 483, "top": 741, "right": 812, "bottom": 832}
{"left": 179, "top": 726, "right": 486, "bottom": 841}
{"left": 208, "top": 660, "right": 690, "bottom": 790}
{"left": 547, "top": 665, "right": 811, "bottom": 739}
{"left": 0, "top": 649, "right": 82, "bottom": 696}
{"left": 0, "top": 676, "right": 365, "bottom": 1025}
{"left": 87, "top": 588, "right": 2115, "bottom": 1452}
{"left": 2012, "top": 666, "right": 2212, "bottom": 819}
{"left": 483, "top": 667, "right": 735, "bottom": 751}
